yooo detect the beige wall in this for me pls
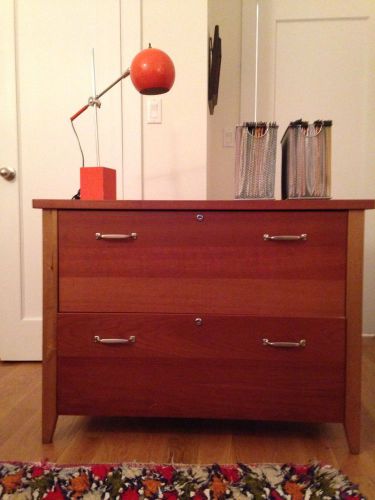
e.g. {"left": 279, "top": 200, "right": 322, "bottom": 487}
{"left": 142, "top": 0, "right": 374, "bottom": 333}
{"left": 4, "top": 0, "right": 374, "bottom": 347}
{"left": 142, "top": 0, "right": 207, "bottom": 200}
{"left": 207, "top": 0, "right": 242, "bottom": 200}
{"left": 206, "top": 1, "right": 374, "bottom": 334}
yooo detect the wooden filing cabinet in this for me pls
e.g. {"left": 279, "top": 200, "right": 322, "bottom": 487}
{"left": 33, "top": 199, "right": 374, "bottom": 452}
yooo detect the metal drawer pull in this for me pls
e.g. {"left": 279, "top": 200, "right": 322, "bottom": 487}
{"left": 95, "top": 232, "right": 137, "bottom": 240}
{"left": 94, "top": 335, "right": 136, "bottom": 344}
{"left": 263, "top": 233, "right": 307, "bottom": 241}
{"left": 262, "top": 338, "right": 306, "bottom": 348}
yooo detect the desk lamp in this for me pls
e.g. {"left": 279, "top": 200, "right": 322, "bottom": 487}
{"left": 70, "top": 45, "right": 175, "bottom": 200}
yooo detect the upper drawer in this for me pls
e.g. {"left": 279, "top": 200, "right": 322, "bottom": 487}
{"left": 58, "top": 210, "right": 347, "bottom": 315}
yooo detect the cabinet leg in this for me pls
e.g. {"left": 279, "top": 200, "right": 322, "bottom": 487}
{"left": 42, "top": 354, "right": 57, "bottom": 443}
{"left": 344, "top": 416, "right": 361, "bottom": 454}
{"left": 42, "top": 352, "right": 58, "bottom": 443}
{"left": 344, "top": 210, "right": 364, "bottom": 455}
{"left": 42, "top": 209, "right": 58, "bottom": 444}
{"left": 42, "top": 413, "right": 58, "bottom": 444}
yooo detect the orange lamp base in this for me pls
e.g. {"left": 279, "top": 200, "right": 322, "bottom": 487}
{"left": 80, "top": 167, "right": 116, "bottom": 200}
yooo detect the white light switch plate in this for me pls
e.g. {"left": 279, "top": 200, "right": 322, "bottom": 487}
{"left": 223, "top": 127, "right": 234, "bottom": 147}
{"left": 147, "top": 97, "right": 162, "bottom": 123}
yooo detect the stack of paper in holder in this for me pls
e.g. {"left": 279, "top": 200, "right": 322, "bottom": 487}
{"left": 234, "top": 122, "right": 278, "bottom": 199}
{"left": 281, "top": 119, "right": 332, "bottom": 199}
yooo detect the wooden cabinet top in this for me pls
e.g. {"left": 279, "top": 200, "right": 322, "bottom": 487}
{"left": 33, "top": 199, "right": 375, "bottom": 211}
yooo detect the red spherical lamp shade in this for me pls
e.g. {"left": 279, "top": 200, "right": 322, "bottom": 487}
{"left": 130, "top": 47, "right": 175, "bottom": 95}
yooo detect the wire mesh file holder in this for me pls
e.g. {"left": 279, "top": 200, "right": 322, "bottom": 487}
{"left": 234, "top": 122, "right": 278, "bottom": 199}
{"left": 281, "top": 119, "right": 332, "bottom": 199}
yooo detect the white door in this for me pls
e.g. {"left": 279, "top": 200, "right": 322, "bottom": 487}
{"left": 255, "top": 0, "right": 375, "bottom": 334}
{"left": 0, "top": 0, "right": 31, "bottom": 359}
{"left": 0, "top": 0, "right": 141, "bottom": 360}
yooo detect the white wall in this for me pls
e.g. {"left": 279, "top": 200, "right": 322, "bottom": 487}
{"left": 142, "top": 0, "right": 207, "bottom": 200}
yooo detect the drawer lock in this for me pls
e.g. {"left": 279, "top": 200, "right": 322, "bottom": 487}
{"left": 94, "top": 335, "right": 136, "bottom": 344}
{"left": 262, "top": 338, "right": 306, "bottom": 348}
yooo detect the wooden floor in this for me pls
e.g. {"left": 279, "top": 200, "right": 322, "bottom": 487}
{"left": 1, "top": 337, "right": 374, "bottom": 498}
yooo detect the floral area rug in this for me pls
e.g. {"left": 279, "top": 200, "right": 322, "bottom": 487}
{"left": 0, "top": 461, "right": 365, "bottom": 499}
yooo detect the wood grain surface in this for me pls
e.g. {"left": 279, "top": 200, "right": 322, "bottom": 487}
{"left": 42, "top": 210, "right": 58, "bottom": 443}
{"left": 32, "top": 198, "right": 375, "bottom": 211}
{"left": 32, "top": 199, "right": 374, "bottom": 452}
{"left": 58, "top": 210, "right": 346, "bottom": 316}
{"left": 345, "top": 210, "right": 365, "bottom": 453}
{"left": 57, "top": 313, "right": 345, "bottom": 423}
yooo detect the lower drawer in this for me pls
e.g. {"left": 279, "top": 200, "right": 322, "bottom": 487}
{"left": 57, "top": 313, "right": 345, "bottom": 423}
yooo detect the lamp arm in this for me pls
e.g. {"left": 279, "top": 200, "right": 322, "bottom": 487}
{"left": 70, "top": 68, "right": 130, "bottom": 122}
{"left": 96, "top": 68, "right": 130, "bottom": 99}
